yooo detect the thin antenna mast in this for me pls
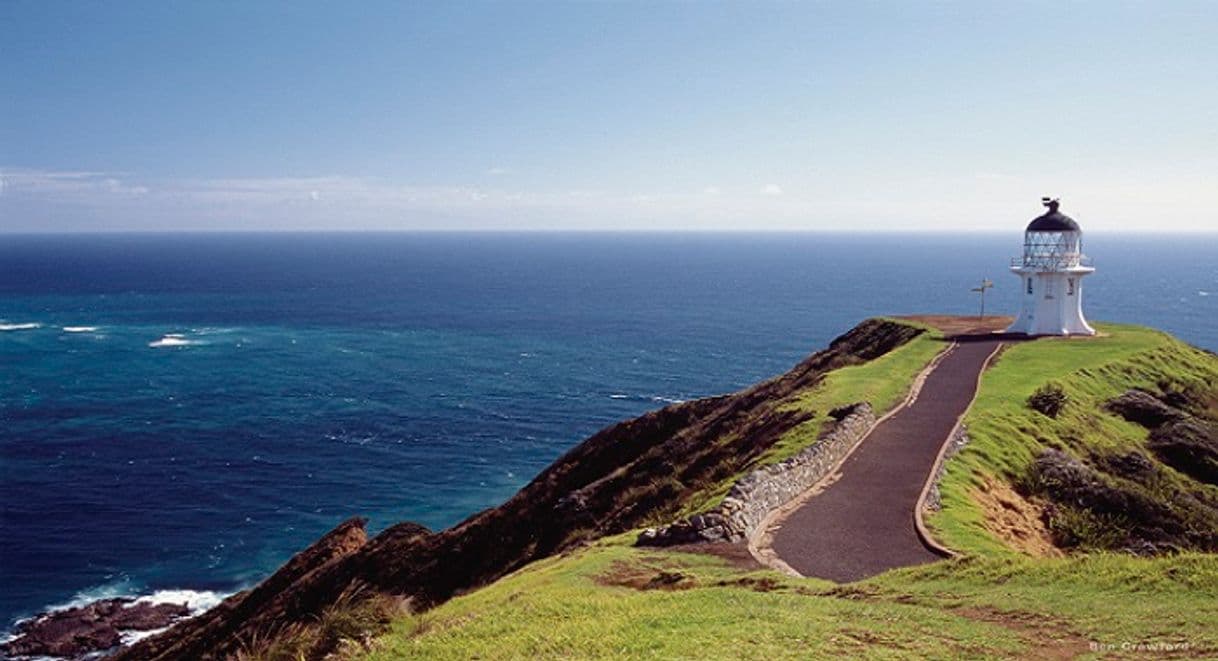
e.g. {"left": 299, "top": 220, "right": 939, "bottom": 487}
{"left": 970, "top": 279, "right": 994, "bottom": 319}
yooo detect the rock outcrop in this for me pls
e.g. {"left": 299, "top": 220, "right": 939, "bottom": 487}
{"left": 1, "top": 599, "right": 190, "bottom": 659}
{"left": 1105, "top": 389, "right": 1184, "bottom": 428}
{"left": 1026, "top": 440, "right": 1218, "bottom": 553}
{"left": 636, "top": 402, "right": 875, "bottom": 545}
{"left": 1149, "top": 418, "right": 1218, "bottom": 486}
{"left": 1106, "top": 389, "right": 1218, "bottom": 486}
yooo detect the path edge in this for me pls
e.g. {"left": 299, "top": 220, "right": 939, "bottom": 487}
{"left": 911, "top": 340, "right": 1006, "bottom": 559}
{"left": 748, "top": 339, "right": 959, "bottom": 576}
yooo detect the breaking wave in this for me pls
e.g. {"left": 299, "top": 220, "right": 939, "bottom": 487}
{"left": 148, "top": 333, "right": 201, "bottom": 348}
{"left": 0, "top": 322, "right": 41, "bottom": 332}
{"left": 5, "top": 584, "right": 229, "bottom": 654}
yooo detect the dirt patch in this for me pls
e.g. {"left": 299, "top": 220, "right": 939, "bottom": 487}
{"left": 896, "top": 315, "right": 1013, "bottom": 337}
{"left": 953, "top": 606, "right": 1090, "bottom": 660}
{"left": 595, "top": 561, "right": 697, "bottom": 591}
{"left": 816, "top": 586, "right": 1091, "bottom": 659}
{"left": 814, "top": 585, "right": 882, "bottom": 600}
{"left": 665, "top": 542, "right": 763, "bottom": 571}
{"left": 973, "top": 477, "right": 1063, "bottom": 558}
{"left": 712, "top": 576, "right": 784, "bottom": 592}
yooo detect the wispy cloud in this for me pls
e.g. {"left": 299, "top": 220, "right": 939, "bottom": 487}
{"left": 4, "top": 167, "right": 1215, "bottom": 232}
{"left": 1, "top": 168, "right": 149, "bottom": 197}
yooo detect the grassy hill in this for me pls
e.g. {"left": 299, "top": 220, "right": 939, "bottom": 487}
{"left": 306, "top": 322, "right": 1218, "bottom": 660}
{"left": 87, "top": 318, "right": 1213, "bottom": 661}
{"left": 935, "top": 323, "right": 1218, "bottom": 557}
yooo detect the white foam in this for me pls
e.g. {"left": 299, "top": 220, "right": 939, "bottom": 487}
{"left": 149, "top": 333, "right": 200, "bottom": 348}
{"left": 120, "top": 627, "right": 166, "bottom": 646}
{"left": 47, "top": 579, "right": 138, "bottom": 613}
{"left": 0, "top": 322, "right": 41, "bottom": 331}
{"left": 62, "top": 326, "right": 100, "bottom": 333}
{"left": 193, "top": 327, "right": 237, "bottom": 336}
{"left": 608, "top": 394, "right": 629, "bottom": 399}
{"left": 651, "top": 396, "right": 687, "bottom": 404}
{"left": 5, "top": 586, "right": 229, "bottom": 655}
{"left": 131, "top": 588, "right": 225, "bottom": 613}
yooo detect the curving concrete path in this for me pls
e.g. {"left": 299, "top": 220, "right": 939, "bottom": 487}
{"left": 767, "top": 335, "right": 1006, "bottom": 582}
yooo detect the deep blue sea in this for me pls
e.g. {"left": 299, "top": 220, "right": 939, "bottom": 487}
{"left": 1, "top": 232, "right": 1215, "bottom": 629}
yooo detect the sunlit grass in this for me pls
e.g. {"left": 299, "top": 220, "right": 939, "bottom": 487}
{"left": 359, "top": 538, "right": 1217, "bottom": 660}
{"left": 363, "top": 541, "right": 1026, "bottom": 660}
{"left": 676, "top": 320, "right": 947, "bottom": 517}
{"left": 930, "top": 323, "right": 1218, "bottom": 554}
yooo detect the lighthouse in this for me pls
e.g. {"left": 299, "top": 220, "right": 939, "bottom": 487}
{"left": 1006, "top": 198, "right": 1096, "bottom": 336}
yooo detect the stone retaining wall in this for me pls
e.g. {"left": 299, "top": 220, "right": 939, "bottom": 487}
{"left": 637, "top": 402, "right": 875, "bottom": 546}
{"left": 923, "top": 424, "right": 969, "bottom": 513}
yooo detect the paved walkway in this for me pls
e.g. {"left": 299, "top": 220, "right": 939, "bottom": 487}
{"left": 768, "top": 336, "right": 1005, "bottom": 582}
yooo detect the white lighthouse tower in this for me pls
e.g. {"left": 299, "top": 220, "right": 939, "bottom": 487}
{"left": 1007, "top": 198, "right": 1096, "bottom": 336}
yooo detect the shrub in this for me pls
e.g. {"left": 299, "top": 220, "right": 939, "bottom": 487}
{"left": 1028, "top": 383, "right": 1068, "bottom": 418}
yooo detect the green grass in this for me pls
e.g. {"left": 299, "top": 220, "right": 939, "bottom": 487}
{"left": 363, "top": 540, "right": 1027, "bottom": 660}
{"left": 357, "top": 538, "right": 1217, "bottom": 660}
{"left": 346, "top": 321, "right": 1218, "bottom": 660}
{"left": 772, "top": 319, "right": 945, "bottom": 463}
{"left": 675, "top": 320, "right": 947, "bottom": 517}
{"left": 929, "top": 323, "right": 1218, "bottom": 555}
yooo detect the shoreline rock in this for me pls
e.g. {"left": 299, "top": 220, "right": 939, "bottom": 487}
{"left": 2, "top": 598, "right": 191, "bottom": 659}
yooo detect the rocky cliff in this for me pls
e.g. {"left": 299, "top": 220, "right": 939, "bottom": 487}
{"left": 101, "top": 318, "right": 925, "bottom": 660}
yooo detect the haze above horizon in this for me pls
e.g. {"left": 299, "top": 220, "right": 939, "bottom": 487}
{"left": 2, "top": 2, "right": 1215, "bottom": 233}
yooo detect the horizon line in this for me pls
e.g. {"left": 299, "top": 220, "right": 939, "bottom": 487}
{"left": 2, "top": 228, "right": 1216, "bottom": 237}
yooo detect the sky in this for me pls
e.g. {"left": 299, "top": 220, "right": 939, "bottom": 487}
{"left": 1, "top": 1, "right": 1216, "bottom": 232}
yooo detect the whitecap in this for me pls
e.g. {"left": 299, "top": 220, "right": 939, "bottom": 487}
{"left": 63, "top": 326, "right": 100, "bottom": 333}
{"left": 1200, "top": 290, "right": 1210, "bottom": 297}
{"left": 608, "top": 394, "right": 629, "bottom": 399}
{"left": 149, "top": 333, "right": 200, "bottom": 348}
{"left": 192, "top": 327, "right": 237, "bottom": 336}
{"left": 0, "top": 322, "right": 41, "bottom": 331}
{"left": 651, "top": 396, "right": 687, "bottom": 404}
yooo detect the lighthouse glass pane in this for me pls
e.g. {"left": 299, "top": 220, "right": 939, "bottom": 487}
{"left": 1023, "top": 231, "right": 1081, "bottom": 269}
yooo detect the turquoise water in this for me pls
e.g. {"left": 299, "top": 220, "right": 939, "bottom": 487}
{"left": 1, "top": 232, "right": 1214, "bottom": 627}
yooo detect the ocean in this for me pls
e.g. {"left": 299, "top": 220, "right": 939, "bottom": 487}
{"left": 1, "top": 232, "right": 1214, "bottom": 628}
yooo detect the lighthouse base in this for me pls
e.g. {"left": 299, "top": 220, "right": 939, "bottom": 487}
{"left": 1007, "top": 269, "right": 1096, "bottom": 337}
{"left": 1005, "top": 319, "right": 1096, "bottom": 337}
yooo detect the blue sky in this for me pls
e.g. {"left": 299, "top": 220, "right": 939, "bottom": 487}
{"left": 2, "top": 1, "right": 1215, "bottom": 232}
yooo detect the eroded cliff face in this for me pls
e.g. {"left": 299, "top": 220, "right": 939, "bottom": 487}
{"left": 114, "top": 319, "right": 925, "bottom": 660}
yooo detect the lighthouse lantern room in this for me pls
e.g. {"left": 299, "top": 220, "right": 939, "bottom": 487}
{"left": 1006, "top": 198, "right": 1096, "bottom": 336}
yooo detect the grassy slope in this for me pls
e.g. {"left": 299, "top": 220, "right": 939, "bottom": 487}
{"left": 364, "top": 539, "right": 1216, "bottom": 659}
{"left": 675, "top": 320, "right": 945, "bottom": 518}
{"left": 931, "top": 323, "right": 1218, "bottom": 555}
{"left": 772, "top": 318, "right": 943, "bottom": 463}
{"left": 353, "top": 322, "right": 1218, "bottom": 659}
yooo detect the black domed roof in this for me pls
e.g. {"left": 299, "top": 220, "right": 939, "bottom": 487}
{"left": 1027, "top": 199, "right": 1080, "bottom": 232}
